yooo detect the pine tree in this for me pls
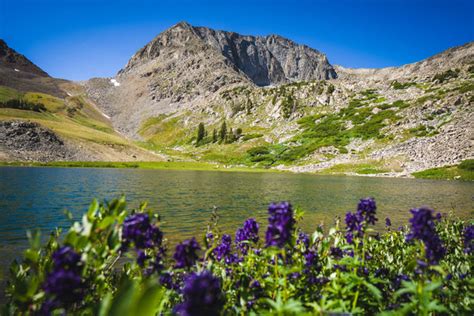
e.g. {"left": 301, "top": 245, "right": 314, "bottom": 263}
{"left": 219, "top": 121, "right": 227, "bottom": 143}
{"left": 212, "top": 129, "right": 217, "bottom": 143}
{"left": 196, "top": 122, "right": 205, "bottom": 146}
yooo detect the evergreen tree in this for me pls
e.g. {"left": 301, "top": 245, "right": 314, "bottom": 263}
{"left": 227, "top": 127, "right": 236, "bottom": 143}
{"left": 219, "top": 121, "right": 227, "bottom": 143}
{"left": 212, "top": 129, "right": 217, "bottom": 143}
{"left": 196, "top": 122, "right": 205, "bottom": 145}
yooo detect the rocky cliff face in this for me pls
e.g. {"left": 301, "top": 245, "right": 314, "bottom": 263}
{"left": 123, "top": 22, "right": 336, "bottom": 86}
{"left": 85, "top": 22, "right": 337, "bottom": 137}
{"left": 192, "top": 26, "right": 337, "bottom": 85}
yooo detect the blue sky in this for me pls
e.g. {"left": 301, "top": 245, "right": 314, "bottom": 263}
{"left": 1, "top": 0, "right": 473, "bottom": 80}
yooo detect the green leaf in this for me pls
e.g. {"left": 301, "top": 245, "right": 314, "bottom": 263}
{"left": 87, "top": 199, "right": 99, "bottom": 218}
{"left": 364, "top": 281, "right": 382, "bottom": 301}
{"left": 134, "top": 283, "right": 166, "bottom": 316}
{"left": 98, "top": 216, "right": 116, "bottom": 230}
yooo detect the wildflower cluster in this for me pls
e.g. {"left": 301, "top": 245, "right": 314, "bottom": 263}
{"left": 4, "top": 196, "right": 473, "bottom": 316}
{"left": 41, "top": 246, "right": 85, "bottom": 311}
{"left": 265, "top": 201, "right": 295, "bottom": 248}
{"left": 344, "top": 197, "right": 377, "bottom": 243}
{"left": 174, "top": 237, "right": 200, "bottom": 269}
{"left": 406, "top": 207, "right": 446, "bottom": 264}
{"left": 464, "top": 224, "right": 474, "bottom": 254}
{"left": 122, "top": 212, "right": 165, "bottom": 273}
{"left": 235, "top": 218, "right": 259, "bottom": 254}
{"left": 175, "top": 271, "right": 224, "bottom": 316}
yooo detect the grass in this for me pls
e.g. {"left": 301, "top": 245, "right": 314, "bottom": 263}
{"left": 0, "top": 86, "right": 22, "bottom": 102}
{"left": 0, "top": 160, "right": 282, "bottom": 173}
{"left": 319, "top": 161, "right": 391, "bottom": 175}
{"left": 412, "top": 159, "right": 474, "bottom": 181}
{"left": 23, "top": 92, "right": 65, "bottom": 112}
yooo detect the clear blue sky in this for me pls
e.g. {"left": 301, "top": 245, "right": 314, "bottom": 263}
{"left": 1, "top": 0, "right": 473, "bottom": 80}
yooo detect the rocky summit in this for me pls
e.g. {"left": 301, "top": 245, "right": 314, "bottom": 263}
{"left": 1, "top": 22, "right": 474, "bottom": 177}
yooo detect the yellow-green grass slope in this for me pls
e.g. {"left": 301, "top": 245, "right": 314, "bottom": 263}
{"left": 0, "top": 85, "right": 160, "bottom": 161}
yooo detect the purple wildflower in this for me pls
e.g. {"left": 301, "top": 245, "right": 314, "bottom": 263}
{"left": 385, "top": 217, "right": 392, "bottom": 227}
{"left": 175, "top": 271, "right": 224, "bottom": 316}
{"left": 463, "top": 225, "right": 474, "bottom": 254}
{"left": 393, "top": 274, "right": 410, "bottom": 289}
{"left": 160, "top": 272, "right": 178, "bottom": 290}
{"left": 330, "top": 247, "right": 343, "bottom": 259}
{"left": 52, "top": 246, "right": 81, "bottom": 272}
{"left": 43, "top": 269, "right": 85, "bottom": 305}
{"left": 345, "top": 231, "right": 354, "bottom": 244}
{"left": 297, "top": 232, "right": 310, "bottom": 248}
{"left": 250, "top": 280, "right": 261, "bottom": 289}
{"left": 122, "top": 213, "right": 163, "bottom": 250}
{"left": 235, "top": 218, "right": 259, "bottom": 254}
{"left": 214, "top": 234, "right": 232, "bottom": 261}
{"left": 173, "top": 238, "right": 201, "bottom": 269}
{"left": 265, "top": 202, "right": 295, "bottom": 248}
{"left": 42, "top": 247, "right": 84, "bottom": 307}
{"left": 406, "top": 207, "right": 446, "bottom": 264}
{"left": 357, "top": 197, "right": 377, "bottom": 225}
{"left": 304, "top": 251, "right": 318, "bottom": 267}
{"left": 136, "top": 250, "right": 148, "bottom": 267}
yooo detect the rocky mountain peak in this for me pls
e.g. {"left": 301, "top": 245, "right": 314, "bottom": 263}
{"left": 121, "top": 22, "right": 337, "bottom": 86}
{"left": 0, "top": 39, "right": 49, "bottom": 77}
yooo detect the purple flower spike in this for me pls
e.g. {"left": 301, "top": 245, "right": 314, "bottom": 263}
{"left": 236, "top": 218, "right": 259, "bottom": 254}
{"left": 173, "top": 237, "right": 201, "bottom": 269}
{"left": 43, "top": 269, "right": 85, "bottom": 305}
{"left": 214, "top": 234, "right": 233, "bottom": 262}
{"left": 175, "top": 271, "right": 224, "bottom": 316}
{"left": 122, "top": 213, "right": 163, "bottom": 250}
{"left": 357, "top": 197, "right": 378, "bottom": 225}
{"left": 265, "top": 202, "right": 295, "bottom": 248}
{"left": 463, "top": 225, "right": 474, "bottom": 254}
{"left": 406, "top": 207, "right": 446, "bottom": 264}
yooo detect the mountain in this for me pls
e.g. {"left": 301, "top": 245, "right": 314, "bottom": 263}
{"left": 0, "top": 40, "right": 162, "bottom": 162}
{"left": 85, "top": 22, "right": 336, "bottom": 137}
{"left": 1, "top": 23, "right": 473, "bottom": 177}
{"left": 124, "top": 22, "right": 337, "bottom": 86}
{"left": 0, "top": 39, "right": 48, "bottom": 76}
{"left": 0, "top": 39, "right": 67, "bottom": 97}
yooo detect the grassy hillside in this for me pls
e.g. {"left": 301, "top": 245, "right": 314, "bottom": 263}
{"left": 413, "top": 159, "right": 474, "bottom": 181}
{"left": 0, "top": 85, "right": 159, "bottom": 161}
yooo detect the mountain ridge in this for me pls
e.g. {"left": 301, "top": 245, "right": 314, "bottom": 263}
{"left": 121, "top": 21, "right": 337, "bottom": 86}
{"left": 0, "top": 23, "right": 473, "bottom": 178}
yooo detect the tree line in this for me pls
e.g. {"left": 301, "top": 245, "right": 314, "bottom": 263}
{"left": 196, "top": 121, "right": 242, "bottom": 146}
{"left": 0, "top": 99, "right": 46, "bottom": 112}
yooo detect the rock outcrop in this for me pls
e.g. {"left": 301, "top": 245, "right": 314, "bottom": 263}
{"left": 0, "top": 121, "right": 79, "bottom": 161}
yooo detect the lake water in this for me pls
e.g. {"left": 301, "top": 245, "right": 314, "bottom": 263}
{"left": 0, "top": 166, "right": 473, "bottom": 270}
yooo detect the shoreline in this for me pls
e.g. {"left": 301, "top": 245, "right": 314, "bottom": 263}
{"left": 0, "top": 160, "right": 472, "bottom": 181}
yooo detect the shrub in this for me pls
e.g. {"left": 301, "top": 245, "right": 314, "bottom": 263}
{"left": 0, "top": 98, "right": 46, "bottom": 112}
{"left": 391, "top": 81, "right": 416, "bottom": 90}
{"left": 459, "top": 159, "right": 474, "bottom": 171}
{"left": 433, "top": 69, "right": 459, "bottom": 83}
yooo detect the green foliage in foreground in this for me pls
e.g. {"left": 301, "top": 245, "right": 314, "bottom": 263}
{"left": 413, "top": 159, "right": 474, "bottom": 181}
{"left": 2, "top": 197, "right": 473, "bottom": 315}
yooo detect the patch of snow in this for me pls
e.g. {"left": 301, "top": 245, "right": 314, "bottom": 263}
{"left": 102, "top": 113, "right": 111, "bottom": 119}
{"left": 110, "top": 78, "right": 120, "bottom": 87}
{"left": 14, "top": 68, "right": 20, "bottom": 72}
{"left": 66, "top": 92, "right": 72, "bottom": 96}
